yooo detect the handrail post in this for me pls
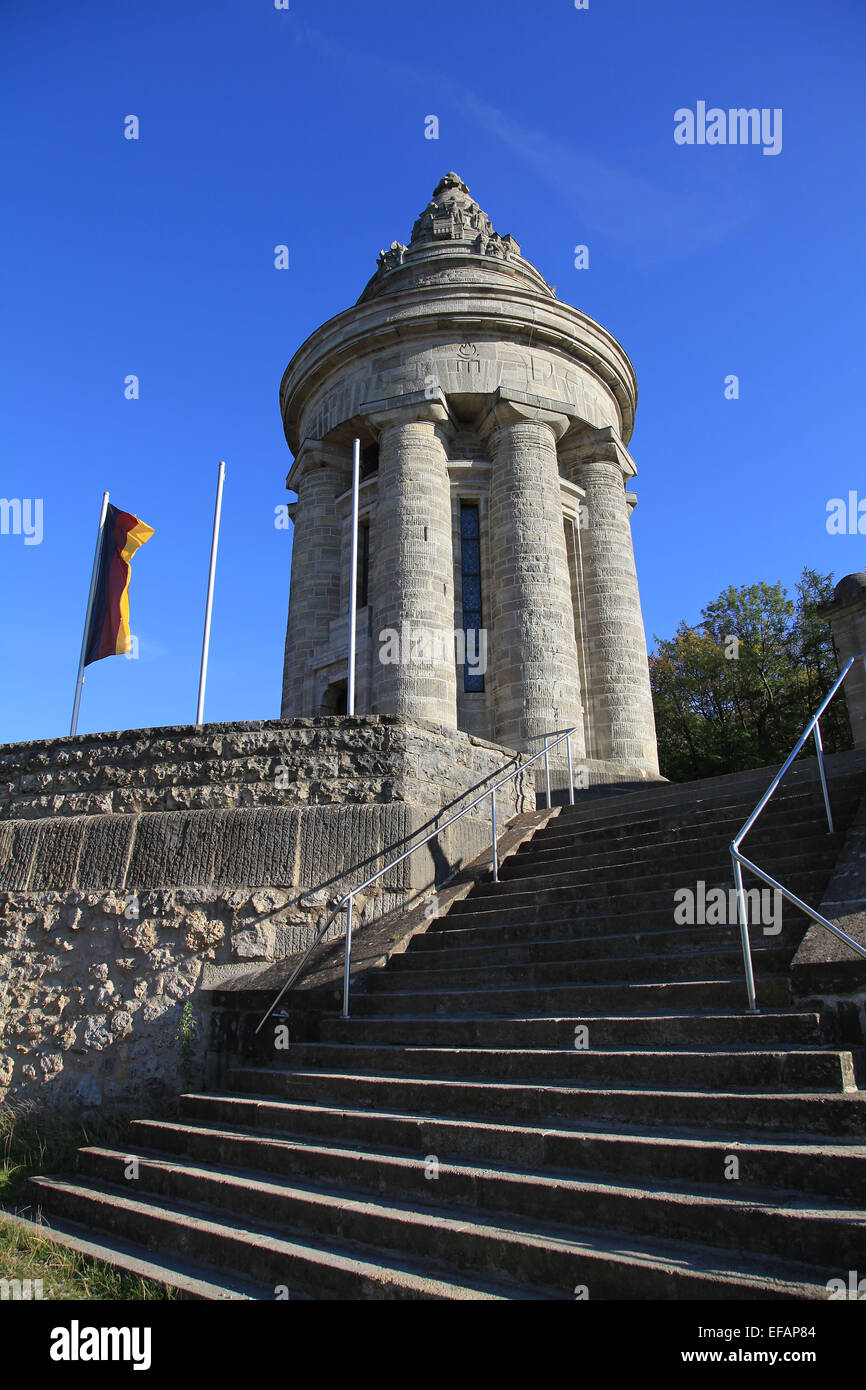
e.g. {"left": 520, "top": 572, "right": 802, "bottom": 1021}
{"left": 490, "top": 790, "right": 499, "bottom": 882}
{"left": 731, "top": 853, "right": 758, "bottom": 1013}
{"left": 566, "top": 734, "right": 575, "bottom": 806}
{"left": 726, "top": 654, "right": 866, "bottom": 1015}
{"left": 342, "top": 894, "right": 354, "bottom": 1019}
{"left": 544, "top": 737, "right": 552, "bottom": 809}
{"left": 813, "top": 718, "right": 834, "bottom": 834}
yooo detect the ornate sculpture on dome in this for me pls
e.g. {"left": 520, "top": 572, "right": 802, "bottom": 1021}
{"left": 376, "top": 241, "right": 407, "bottom": 272}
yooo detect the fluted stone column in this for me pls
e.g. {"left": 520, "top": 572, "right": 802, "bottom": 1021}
{"left": 367, "top": 392, "right": 458, "bottom": 728}
{"left": 481, "top": 395, "right": 586, "bottom": 756}
{"left": 280, "top": 442, "right": 349, "bottom": 717}
{"left": 562, "top": 429, "right": 659, "bottom": 772}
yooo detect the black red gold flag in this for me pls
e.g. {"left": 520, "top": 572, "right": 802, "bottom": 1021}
{"left": 83, "top": 504, "right": 154, "bottom": 665}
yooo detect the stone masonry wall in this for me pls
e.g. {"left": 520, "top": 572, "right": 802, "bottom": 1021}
{"left": 0, "top": 717, "right": 529, "bottom": 1112}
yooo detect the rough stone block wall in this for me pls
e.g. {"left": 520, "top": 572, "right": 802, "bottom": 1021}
{"left": 0, "top": 716, "right": 529, "bottom": 1111}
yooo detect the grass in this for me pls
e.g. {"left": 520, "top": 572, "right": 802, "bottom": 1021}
{"left": 0, "top": 1101, "right": 179, "bottom": 1300}
{"left": 0, "top": 1218, "right": 178, "bottom": 1300}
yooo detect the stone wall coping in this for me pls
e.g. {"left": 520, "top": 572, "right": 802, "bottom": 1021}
{"left": 0, "top": 715, "right": 521, "bottom": 762}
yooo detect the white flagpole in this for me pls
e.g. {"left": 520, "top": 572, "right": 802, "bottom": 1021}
{"left": 70, "top": 491, "right": 110, "bottom": 737}
{"left": 347, "top": 438, "right": 360, "bottom": 715}
{"left": 196, "top": 461, "right": 226, "bottom": 727}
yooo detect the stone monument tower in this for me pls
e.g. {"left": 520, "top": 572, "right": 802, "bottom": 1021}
{"left": 279, "top": 174, "right": 659, "bottom": 780}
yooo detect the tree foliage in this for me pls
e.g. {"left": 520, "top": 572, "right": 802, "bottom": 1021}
{"left": 649, "top": 567, "right": 852, "bottom": 782}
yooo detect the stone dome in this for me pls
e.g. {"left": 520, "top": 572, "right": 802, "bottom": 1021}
{"left": 834, "top": 573, "right": 866, "bottom": 606}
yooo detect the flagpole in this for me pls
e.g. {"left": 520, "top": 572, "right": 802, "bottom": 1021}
{"left": 347, "top": 438, "right": 360, "bottom": 715}
{"left": 196, "top": 461, "right": 226, "bottom": 727}
{"left": 70, "top": 491, "right": 110, "bottom": 737}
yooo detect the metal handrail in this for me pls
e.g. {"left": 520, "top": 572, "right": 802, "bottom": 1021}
{"left": 730, "top": 653, "right": 866, "bottom": 1013}
{"left": 256, "top": 724, "right": 580, "bottom": 1032}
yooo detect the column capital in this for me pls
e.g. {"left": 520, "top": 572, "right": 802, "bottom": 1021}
{"left": 361, "top": 388, "right": 455, "bottom": 437}
{"left": 558, "top": 425, "right": 638, "bottom": 480}
{"left": 286, "top": 439, "right": 350, "bottom": 491}
{"left": 479, "top": 388, "right": 574, "bottom": 443}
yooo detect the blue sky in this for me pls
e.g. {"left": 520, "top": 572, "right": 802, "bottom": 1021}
{"left": 1, "top": 0, "right": 864, "bottom": 744}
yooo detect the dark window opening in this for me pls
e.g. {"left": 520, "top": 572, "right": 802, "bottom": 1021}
{"left": 361, "top": 443, "right": 379, "bottom": 479}
{"left": 460, "top": 502, "right": 485, "bottom": 693}
{"left": 321, "top": 680, "right": 348, "bottom": 715}
{"left": 357, "top": 521, "right": 370, "bottom": 609}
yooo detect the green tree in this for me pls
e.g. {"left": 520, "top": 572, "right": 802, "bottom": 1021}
{"left": 649, "top": 567, "right": 852, "bottom": 782}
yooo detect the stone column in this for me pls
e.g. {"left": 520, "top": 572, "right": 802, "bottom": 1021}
{"left": 366, "top": 391, "right": 458, "bottom": 729}
{"left": 280, "top": 442, "right": 349, "bottom": 718}
{"left": 561, "top": 428, "right": 659, "bottom": 773}
{"left": 480, "top": 394, "right": 586, "bottom": 756}
{"left": 819, "top": 574, "right": 866, "bottom": 749}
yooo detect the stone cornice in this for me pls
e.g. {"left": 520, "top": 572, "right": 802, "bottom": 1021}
{"left": 479, "top": 389, "right": 574, "bottom": 443}
{"left": 285, "top": 439, "right": 350, "bottom": 493}
{"left": 360, "top": 388, "right": 455, "bottom": 437}
{"left": 559, "top": 425, "right": 639, "bottom": 480}
{"left": 279, "top": 283, "right": 637, "bottom": 454}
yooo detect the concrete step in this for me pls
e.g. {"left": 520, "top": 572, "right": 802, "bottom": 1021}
{"left": 0, "top": 1208, "right": 264, "bottom": 1299}
{"left": 438, "top": 879, "right": 829, "bottom": 933}
{"left": 319, "top": 1010, "right": 829, "bottom": 1050}
{"left": 511, "top": 822, "right": 850, "bottom": 873}
{"left": 128, "top": 1113, "right": 866, "bottom": 1206}
{"left": 549, "top": 771, "right": 863, "bottom": 829}
{"left": 349, "top": 973, "right": 791, "bottom": 1016}
{"left": 180, "top": 1092, "right": 866, "bottom": 1201}
{"left": 520, "top": 790, "right": 861, "bottom": 856}
{"left": 446, "top": 869, "right": 830, "bottom": 920}
{"left": 25, "top": 1176, "right": 514, "bottom": 1300}
{"left": 27, "top": 1167, "right": 836, "bottom": 1300}
{"left": 419, "top": 904, "right": 811, "bottom": 950}
{"left": 550, "top": 796, "right": 859, "bottom": 842}
{"left": 74, "top": 1141, "right": 866, "bottom": 1275}
{"left": 365, "top": 944, "right": 794, "bottom": 994}
{"left": 400, "top": 923, "right": 804, "bottom": 972}
{"left": 498, "top": 836, "right": 846, "bottom": 892}
{"left": 21, "top": 749, "right": 865, "bottom": 1301}
{"left": 267, "top": 1041, "right": 856, "bottom": 1091}
{"left": 223, "top": 1066, "right": 866, "bottom": 1135}
{"left": 480, "top": 856, "right": 836, "bottom": 903}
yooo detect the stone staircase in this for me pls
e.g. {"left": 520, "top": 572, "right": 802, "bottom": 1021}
{"left": 24, "top": 756, "right": 866, "bottom": 1299}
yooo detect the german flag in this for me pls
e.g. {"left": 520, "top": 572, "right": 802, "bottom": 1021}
{"left": 84, "top": 504, "right": 154, "bottom": 665}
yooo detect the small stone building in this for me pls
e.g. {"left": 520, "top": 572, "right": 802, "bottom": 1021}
{"left": 280, "top": 173, "right": 659, "bottom": 780}
{"left": 820, "top": 573, "right": 866, "bottom": 749}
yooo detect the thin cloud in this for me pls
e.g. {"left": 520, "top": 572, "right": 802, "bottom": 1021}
{"left": 291, "top": 24, "right": 757, "bottom": 262}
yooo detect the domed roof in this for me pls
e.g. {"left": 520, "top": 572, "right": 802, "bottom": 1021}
{"left": 357, "top": 173, "right": 555, "bottom": 303}
{"left": 833, "top": 572, "right": 866, "bottom": 606}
